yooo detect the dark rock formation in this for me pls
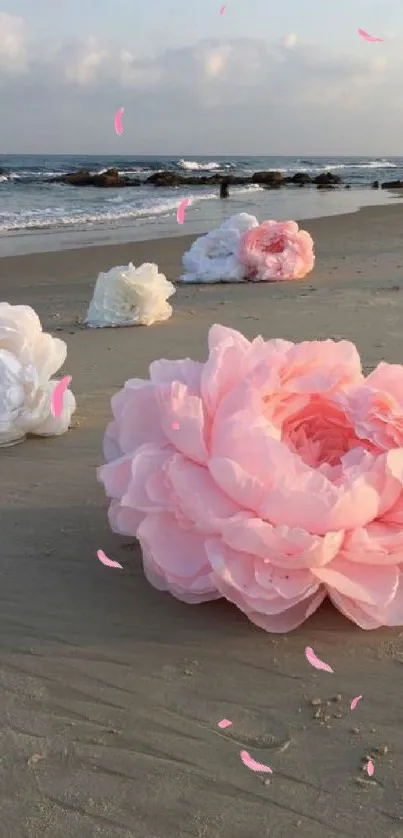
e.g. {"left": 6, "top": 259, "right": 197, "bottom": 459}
{"left": 49, "top": 168, "right": 140, "bottom": 187}
{"left": 251, "top": 171, "right": 285, "bottom": 185}
{"left": 145, "top": 171, "right": 250, "bottom": 187}
{"left": 317, "top": 184, "right": 336, "bottom": 190}
{"left": 372, "top": 180, "right": 379, "bottom": 189}
{"left": 313, "top": 172, "right": 342, "bottom": 186}
{"left": 285, "top": 172, "right": 312, "bottom": 185}
{"left": 47, "top": 166, "right": 347, "bottom": 191}
{"left": 381, "top": 180, "right": 403, "bottom": 189}
{"left": 146, "top": 171, "right": 182, "bottom": 187}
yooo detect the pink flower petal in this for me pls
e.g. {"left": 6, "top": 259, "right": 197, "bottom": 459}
{"left": 51, "top": 375, "right": 72, "bottom": 419}
{"left": 177, "top": 199, "right": 192, "bottom": 225}
{"left": 138, "top": 512, "right": 219, "bottom": 603}
{"left": 240, "top": 750, "right": 273, "bottom": 773}
{"left": 218, "top": 719, "right": 232, "bottom": 729}
{"left": 367, "top": 759, "right": 375, "bottom": 776}
{"left": 305, "top": 646, "right": 334, "bottom": 673}
{"left": 358, "top": 28, "right": 383, "bottom": 43}
{"left": 350, "top": 695, "right": 362, "bottom": 710}
{"left": 97, "top": 549, "right": 123, "bottom": 569}
{"left": 114, "top": 107, "right": 124, "bottom": 135}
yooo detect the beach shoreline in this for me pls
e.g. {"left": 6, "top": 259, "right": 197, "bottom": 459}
{"left": 2, "top": 201, "right": 403, "bottom": 838}
{"left": 2, "top": 153, "right": 403, "bottom": 260}
{"left": 2, "top": 201, "right": 403, "bottom": 296}
{"left": 0, "top": 180, "right": 402, "bottom": 258}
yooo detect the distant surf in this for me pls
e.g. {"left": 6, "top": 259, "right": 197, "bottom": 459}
{"left": 0, "top": 153, "right": 402, "bottom": 236}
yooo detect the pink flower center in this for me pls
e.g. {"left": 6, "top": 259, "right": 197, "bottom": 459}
{"left": 262, "top": 234, "right": 286, "bottom": 254}
{"left": 281, "top": 397, "right": 365, "bottom": 468}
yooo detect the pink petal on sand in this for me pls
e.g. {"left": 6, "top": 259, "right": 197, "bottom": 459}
{"left": 218, "top": 719, "right": 232, "bottom": 729}
{"left": 305, "top": 646, "right": 334, "bottom": 673}
{"left": 114, "top": 107, "right": 124, "bottom": 135}
{"left": 51, "top": 375, "right": 72, "bottom": 418}
{"left": 350, "top": 695, "right": 362, "bottom": 710}
{"left": 97, "top": 549, "right": 123, "bottom": 569}
{"left": 367, "top": 759, "right": 374, "bottom": 776}
{"left": 220, "top": 5, "right": 226, "bottom": 13}
{"left": 177, "top": 198, "right": 191, "bottom": 225}
{"left": 358, "top": 28, "right": 383, "bottom": 43}
{"left": 240, "top": 750, "right": 273, "bottom": 773}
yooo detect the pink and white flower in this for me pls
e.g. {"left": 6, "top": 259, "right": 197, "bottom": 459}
{"left": 239, "top": 220, "right": 315, "bottom": 281}
{"left": 99, "top": 325, "right": 403, "bottom": 632}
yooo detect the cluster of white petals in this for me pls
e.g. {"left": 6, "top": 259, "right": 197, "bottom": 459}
{"left": 180, "top": 213, "right": 258, "bottom": 283}
{"left": 0, "top": 303, "right": 76, "bottom": 448}
{"left": 85, "top": 262, "right": 175, "bottom": 328}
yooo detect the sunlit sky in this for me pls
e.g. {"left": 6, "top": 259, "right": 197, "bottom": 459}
{"left": 0, "top": 0, "right": 402, "bottom": 154}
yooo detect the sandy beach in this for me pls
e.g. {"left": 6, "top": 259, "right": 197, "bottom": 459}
{"left": 3, "top": 203, "right": 403, "bottom": 838}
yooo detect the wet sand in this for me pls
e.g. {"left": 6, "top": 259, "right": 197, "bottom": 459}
{"left": 2, "top": 204, "right": 403, "bottom": 838}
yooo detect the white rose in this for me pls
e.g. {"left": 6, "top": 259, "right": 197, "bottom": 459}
{"left": 85, "top": 262, "right": 175, "bottom": 328}
{"left": 0, "top": 303, "right": 76, "bottom": 447}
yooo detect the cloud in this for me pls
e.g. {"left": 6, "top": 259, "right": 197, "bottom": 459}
{"left": 63, "top": 37, "right": 109, "bottom": 85}
{"left": 284, "top": 33, "right": 298, "bottom": 49}
{"left": 204, "top": 45, "right": 235, "bottom": 79}
{"left": 0, "top": 12, "right": 28, "bottom": 71}
{"left": 1, "top": 15, "right": 403, "bottom": 153}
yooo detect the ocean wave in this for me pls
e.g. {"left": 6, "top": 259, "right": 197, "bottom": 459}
{"left": 179, "top": 159, "right": 223, "bottom": 172}
{"left": 0, "top": 182, "right": 260, "bottom": 233}
{"left": 323, "top": 161, "right": 397, "bottom": 171}
{"left": 0, "top": 193, "right": 196, "bottom": 232}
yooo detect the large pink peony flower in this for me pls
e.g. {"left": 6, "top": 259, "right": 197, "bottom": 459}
{"left": 239, "top": 220, "right": 315, "bottom": 281}
{"left": 98, "top": 325, "right": 403, "bottom": 632}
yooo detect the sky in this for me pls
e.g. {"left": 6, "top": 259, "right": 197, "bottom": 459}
{"left": 0, "top": 0, "right": 402, "bottom": 155}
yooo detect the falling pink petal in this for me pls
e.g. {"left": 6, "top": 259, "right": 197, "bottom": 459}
{"left": 240, "top": 750, "right": 273, "bottom": 773}
{"left": 218, "top": 719, "right": 232, "bottom": 729}
{"left": 51, "top": 375, "right": 72, "bottom": 419}
{"left": 220, "top": 4, "right": 226, "bottom": 12}
{"left": 97, "top": 549, "right": 123, "bottom": 569}
{"left": 172, "top": 422, "right": 180, "bottom": 430}
{"left": 114, "top": 107, "right": 124, "bottom": 136}
{"left": 358, "top": 28, "right": 383, "bottom": 43}
{"left": 177, "top": 198, "right": 192, "bottom": 225}
{"left": 367, "top": 760, "right": 374, "bottom": 776}
{"left": 350, "top": 695, "right": 362, "bottom": 710}
{"left": 305, "top": 646, "right": 334, "bottom": 673}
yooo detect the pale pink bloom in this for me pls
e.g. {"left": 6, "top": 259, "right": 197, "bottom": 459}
{"left": 239, "top": 220, "right": 315, "bottom": 281}
{"left": 98, "top": 325, "right": 403, "bottom": 632}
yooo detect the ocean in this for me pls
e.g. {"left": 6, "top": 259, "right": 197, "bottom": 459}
{"left": 0, "top": 154, "right": 402, "bottom": 257}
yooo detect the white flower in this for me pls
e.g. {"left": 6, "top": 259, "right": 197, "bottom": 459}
{"left": 180, "top": 213, "right": 259, "bottom": 283}
{"left": 0, "top": 302, "right": 76, "bottom": 448}
{"left": 85, "top": 262, "right": 175, "bottom": 328}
